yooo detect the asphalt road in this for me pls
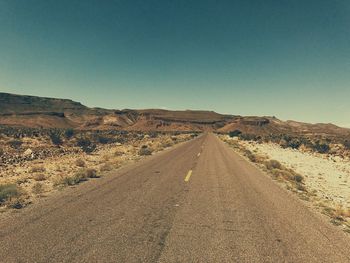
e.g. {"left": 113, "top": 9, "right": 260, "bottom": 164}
{"left": 1, "top": 133, "right": 350, "bottom": 262}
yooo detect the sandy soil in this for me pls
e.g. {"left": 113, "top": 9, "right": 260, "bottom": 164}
{"left": 239, "top": 139, "right": 350, "bottom": 209}
{"left": 0, "top": 133, "right": 194, "bottom": 211}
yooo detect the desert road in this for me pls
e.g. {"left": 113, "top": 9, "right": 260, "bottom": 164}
{"left": 1, "top": 133, "right": 350, "bottom": 262}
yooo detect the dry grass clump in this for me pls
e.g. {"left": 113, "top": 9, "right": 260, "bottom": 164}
{"left": 101, "top": 154, "right": 112, "bottom": 162}
{"left": 0, "top": 184, "right": 20, "bottom": 204}
{"left": 33, "top": 173, "right": 46, "bottom": 181}
{"left": 264, "top": 160, "right": 305, "bottom": 191}
{"left": 321, "top": 205, "right": 350, "bottom": 225}
{"left": 100, "top": 163, "right": 113, "bottom": 172}
{"left": 230, "top": 140, "right": 307, "bottom": 193}
{"left": 75, "top": 158, "right": 86, "bottom": 167}
{"left": 5, "top": 196, "right": 28, "bottom": 209}
{"left": 85, "top": 168, "right": 98, "bottom": 178}
{"left": 32, "top": 182, "right": 44, "bottom": 195}
{"left": 57, "top": 168, "right": 99, "bottom": 186}
{"left": 161, "top": 139, "right": 174, "bottom": 148}
{"left": 138, "top": 145, "right": 153, "bottom": 156}
{"left": 243, "top": 149, "right": 257, "bottom": 162}
{"left": 265, "top": 159, "right": 282, "bottom": 170}
{"left": 114, "top": 150, "right": 125, "bottom": 156}
{"left": 30, "top": 165, "right": 46, "bottom": 173}
{"left": 0, "top": 184, "right": 27, "bottom": 209}
{"left": 334, "top": 206, "right": 350, "bottom": 219}
{"left": 8, "top": 139, "right": 23, "bottom": 149}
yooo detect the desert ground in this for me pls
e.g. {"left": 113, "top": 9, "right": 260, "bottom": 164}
{"left": 220, "top": 134, "right": 350, "bottom": 233}
{"left": 0, "top": 128, "right": 196, "bottom": 212}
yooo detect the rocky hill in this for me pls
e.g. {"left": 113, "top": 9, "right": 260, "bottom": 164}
{"left": 0, "top": 92, "right": 349, "bottom": 138}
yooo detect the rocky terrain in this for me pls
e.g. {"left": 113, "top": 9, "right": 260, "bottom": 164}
{"left": 1, "top": 92, "right": 350, "bottom": 221}
{"left": 0, "top": 126, "right": 196, "bottom": 211}
{"left": 1, "top": 92, "right": 350, "bottom": 139}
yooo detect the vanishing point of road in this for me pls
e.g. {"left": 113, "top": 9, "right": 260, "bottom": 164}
{"left": 1, "top": 133, "right": 350, "bottom": 262}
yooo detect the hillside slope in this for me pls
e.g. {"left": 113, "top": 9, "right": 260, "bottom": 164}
{"left": 1, "top": 92, "right": 349, "bottom": 137}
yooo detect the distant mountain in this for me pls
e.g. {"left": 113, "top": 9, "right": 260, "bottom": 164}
{"left": 0, "top": 92, "right": 349, "bottom": 138}
{"left": 0, "top": 92, "right": 232, "bottom": 130}
{"left": 0, "top": 92, "right": 87, "bottom": 114}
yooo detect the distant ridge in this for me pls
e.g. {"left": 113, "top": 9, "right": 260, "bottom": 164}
{"left": 0, "top": 92, "right": 349, "bottom": 137}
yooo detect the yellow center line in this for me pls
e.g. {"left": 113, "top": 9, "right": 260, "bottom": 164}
{"left": 184, "top": 170, "right": 192, "bottom": 182}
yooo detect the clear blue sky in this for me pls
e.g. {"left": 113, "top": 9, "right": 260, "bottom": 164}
{"left": 0, "top": 0, "right": 349, "bottom": 127}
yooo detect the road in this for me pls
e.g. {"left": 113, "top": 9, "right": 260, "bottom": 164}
{"left": 1, "top": 133, "right": 350, "bottom": 262}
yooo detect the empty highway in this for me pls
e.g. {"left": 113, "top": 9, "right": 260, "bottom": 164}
{"left": 1, "top": 133, "right": 350, "bottom": 262}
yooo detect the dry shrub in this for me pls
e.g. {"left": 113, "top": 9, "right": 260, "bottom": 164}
{"left": 0, "top": 184, "right": 20, "bottom": 204}
{"left": 33, "top": 173, "right": 46, "bottom": 181}
{"left": 102, "top": 154, "right": 111, "bottom": 162}
{"left": 30, "top": 165, "right": 46, "bottom": 173}
{"left": 32, "top": 182, "right": 44, "bottom": 195}
{"left": 243, "top": 149, "right": 256, "bottom": 162}
{"left": 265, "top": 160, "right": 282, "bottom": 170}
{"left": 52, "top": 174, "right": 65, "bottom": 186}
{"left": 114, "top": 150, "right": 125, "bottom": 156}
{"left": 60, "top": 168, "right": 99, "bottom": 186}
{"left": 75, "top": 158, "right": 86, "bottom": 167}
{"left": 162, "top": 139, "right": 173, "bottom": 148}
{"left": 85, "top": 168, "right": 98, "bottom": 178}
{"left": 295, "top": 183, "right": 306, "bottom": 192}
{"left": 293, "top": 174, "right": 304, "bottom": 183}
{"left": 334, "top": 206, "right": 350, "bottom": 219}
{"left": 0, "top": 184, "right": 27, "bottom": 209}
{"left": 100, "top": 163, "right": 113, "bottom": 172}
{"left": 270, "top": 169, "right": 292, "bottom": 179}
{"left": 138, "top": 145, "right": 153, "bottom": 156}
{"left": 62, "top": 175, "right": 82, "bottom": 186}
{"left": 5, "top": 196, "right": 27, "bottom": 209}
{"left": 8, "top": 139, "right": 22, "bottom": 149}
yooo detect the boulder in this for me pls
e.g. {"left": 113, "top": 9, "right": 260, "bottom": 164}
{"left": 23, "top": 148, "right": 33, "bottom": 157}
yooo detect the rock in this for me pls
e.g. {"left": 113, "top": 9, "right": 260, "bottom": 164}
{"left": 23, "top": 148, "right": 33, "bottom": 157}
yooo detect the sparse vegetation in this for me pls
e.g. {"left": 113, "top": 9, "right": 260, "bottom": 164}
{"left": 75, "top": 158, "right": 86, "bottom": 167}
{"left": 97, "top": 135, "right": 116, "bottom": 144}
{"left": 229, "top": 130, "right": 242, "bottom": 138}
{"left": 343, "top": 140, "right": 350, "bottom": 150}
{"left": 77, "top": 137, "right": 96, "bottom": 153}
{"left": 222, "top": 136, "right": 307, "bottom": 194}
{"left": 33, "top": 173, "right": 46, "bottom": 181}
{"left": 265, "top": 159, "right": 282, "bottom": 170}
{"left": 220, "top": 133, "right": 350, "bottom": 233}
{"left": 85, "top": 168, "right": 98, "bottom": 178}
{"left": 114, "top": 150, "right": 124, "bottom": 156}
{"left": 57, "top": 168, "right": 99, "bottom": 186}
{"left": 100, "top": 163, "right": 113, "bottom": 171}
{"left": 138, "top": 145, "right": 153, "bottom": 156}
{"left": 32, "top": 182, "right": 44, "bottom": 195}
{"left": 0, "top": 184, "right": 20, "bottom": 204}
{"left": 0, "top": 128, "right": 192, "bottom": 211}
{"left": 235, "top": 132, "right": 338, "bottom": 156}
{"left": 243, "top": 149, "right": 256, "bottom": 162}
{"left": 30, "top": 165, "right": 46, "bottom": 173}
{"left": 49, "top": 131, "right": 63, "bottom": 146}
{"left": 62, "top": 174, "right": 84, "bottom": 186}
{"left": 64, "top": 128, "right": 74, "bottom": 139}
{"left": 312, "top": 141, "right": 330, "bottom": 154}
{"left": 6, "top": 196, "right": 27, "bottom": 209}
{"left": 8, "top": 139, "right": 22, "bottom": 149}
{"left": 161, "top": 139, "right": 173, "bottom": 148}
